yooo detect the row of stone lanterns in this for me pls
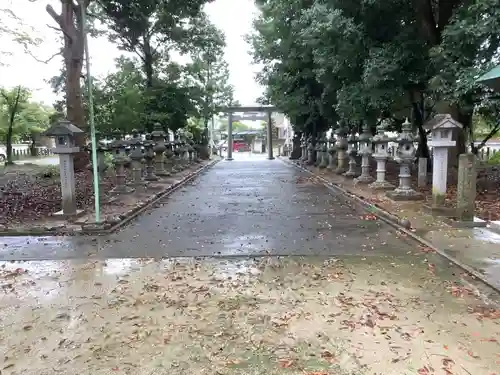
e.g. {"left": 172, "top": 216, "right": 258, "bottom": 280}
{"left": 90, "top": 124, "right": 201, "bottom": 195}
{"left": 298, "top": 118, "right": 423, "bottom": 200}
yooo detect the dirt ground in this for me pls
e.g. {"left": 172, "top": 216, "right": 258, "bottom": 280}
{"left": 1, "top": 253, "right": 499, "bottom": 375}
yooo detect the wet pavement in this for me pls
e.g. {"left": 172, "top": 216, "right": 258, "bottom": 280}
{"left": 425, "top": 227, "right": 500, "bottom": 289}
{"left": 0, "top": 154, "right": 416, "bottom": 260}
{"left": 1, "top": 255, "right": 499, "bottom": 374}
{"left": 1, "top": 154, "right": 500, "bottom": 374}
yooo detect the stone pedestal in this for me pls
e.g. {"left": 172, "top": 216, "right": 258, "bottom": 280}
{"left": 386, "top": 119, "right": 422, "bottom": 201}
{"left": 306, "top": 138, "right": 315, "bottom": 165}
{"left": 386, "top": 163, "right": 423, "bottom": 200}
{"left": 58, "top": 154, "right": 78, "bottom": 216}
{"left": 43, "top": 120, "right": 87, "bottom": 217}
{"left": 369, "top": 156, "right": 394, "bottom": 190}
{"left": 314, "top": 135, "right": 321, "bottom": 167}
{"left": 354, "top": 124, "right": 374, "bottom": 184}
{"left": 129, "top": 159, "right": 147, "bottom": 187}
{"left": 418, "top": 157, "right": 427, "bottom": 188}
{"left": 431, "top": 148, "right": 448, "bottom": 207}
{"left": 327, "top": 132, "right": 336, "bottom": 170}
{"left": 424, "top": 114, "right": 463, "bottom": 209}
{"left": 369, "top": 119, "right": 393, "bottom": 190}
{"left": 456, "top": 153, "right": 476, "bottom": 221}
{"left": 343, "top": 130, "right": 357, "bottom": 177}
{"left": 290, "top": 133, "right": 302, "bottom": 160}
{"left": 318, "top": 133, "right": 328, "bottom": 168}
{"left": 128, "top": 131, "right": 146, "bottom": 187}
{"left": 335, "top": 124, "right": 348, "bottom": 175}
{"left": 301, "top": 136, "right": 308, "bottom": 162}
{"left": 144, "top": 134, "right": 159, "bottom": 181}
{"left": 111, "top": 159, "right": 135, "bottom": 194}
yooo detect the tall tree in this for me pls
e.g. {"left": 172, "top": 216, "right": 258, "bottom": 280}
{"left": 0, "top": 86, "right": 30, "bottom": 164}
{"left": 95, "top": 0, "right": 212, "bottom": 88}
{"left": 45, "top": 0, "right": 92, "bottom": 170}
{"left": 249, "top": 0, "right": 328, "bottom": 137}
{"left": 46, "top": 0, "right": 89, "bottom": 131}
{"left": 91, "top": 57, "right": 145, "bottom": 135}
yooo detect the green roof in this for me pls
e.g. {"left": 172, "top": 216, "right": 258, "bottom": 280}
{"left": 477, "top": 65, "right": 500, "bottom": 91}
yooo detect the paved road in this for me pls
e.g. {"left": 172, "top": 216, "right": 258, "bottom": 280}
{"left": 0, "top": 154, "right": 417, "bottom": 260}
{"left": 15, "top": 156, "right": 59, "bottom": 166}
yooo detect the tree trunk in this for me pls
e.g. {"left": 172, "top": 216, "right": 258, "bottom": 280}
{"left": 409, "top": 90, "right": 430, "bottom": 162}
{"left": 30, "top": 138, "right": 37, "bottom": 157}
{"left": 66, "top": 57, "right": 88, "bottom": 169}
{"left": 143, "top": 36, "right": 154, "bottom": 88}
{"left": 47, "top": 0, "right": 89, "bottom": 171}
{"left": 6, "top": 126, "right": 14, "bottom": 165}
{"left": 4, "top": 86, "right": 21, "bottom": 165}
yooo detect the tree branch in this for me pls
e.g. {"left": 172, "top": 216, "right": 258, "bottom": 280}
{"left": 26, "top": 50, "right": 63, "bottom": 64}
{"left": 472, "top": 122, "right": 500, "bottom": 152}
{"left": 46, "top": 4, "right": 77, "bottom": 41}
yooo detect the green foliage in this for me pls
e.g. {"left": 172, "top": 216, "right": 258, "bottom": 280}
{"left": 249, "top": 0, "right": 500, "bottom": 150}
{"left": 95, "top": 0, "right": 213, "bottom": 87}
{"left": 0, "top": 86, "right": 52, "bottom": 141}
{"left": 0, "top": 85, "right": 52, "bottom": 163}
{"left": 144, "top": 81, "right": 195, "bottom": 132}
{"left": 487, "top": 151, "right": 500, "bottom": 165}
{"left": 91, "top": 57, "right": 145, "bottom": 135}
{"left": 186, "top": 120, "right": 203, "bottom": 142}
{"left": 217, "top": 121, "right": 251, "bottom": 132}
{"left": 182, "top": 13, "right": 234, "bottom": 134}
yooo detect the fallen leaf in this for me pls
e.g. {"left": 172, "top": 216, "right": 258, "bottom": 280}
{"left": 279, "top": 359, "right": 294, "bottom": 368}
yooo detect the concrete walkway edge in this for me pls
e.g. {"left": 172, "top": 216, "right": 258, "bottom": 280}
{"left": 281, "top": 157, "right": 500, "bottom": 294}
{"left": 82, "top": 158, "right": 222, "bottom": 235}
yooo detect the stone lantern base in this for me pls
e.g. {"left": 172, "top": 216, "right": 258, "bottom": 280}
{"left": 354, "top": 174, "right": 374, "bottom": 184}
{"left": 52, "top": 209, "right": 86, "bottom": 220}
{"left": 369, "top": 180, "right": 394, "bottom": 191}
{"left": 386, "top": 188, "right": 423, "bottom": 201}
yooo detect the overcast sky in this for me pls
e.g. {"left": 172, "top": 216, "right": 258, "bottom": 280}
{"left": 0, "top": 0, "right": 264, "bottom": 106}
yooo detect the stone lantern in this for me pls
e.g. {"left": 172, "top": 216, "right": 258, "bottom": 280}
{"left": 186, "top": 134, "right": 194, "bottom": 164}
{"left": 298, "top": 135, "right": 303, "bottom": 162}
{"left": 318, "top": 132, "right": 329, "bottom": 168}
{"left": 143, "top": 133, "right": 158, "bottom": 181}
{"left": 327, "top": 131, "right": 336, "bottom": 170}
{"left": 128, "top": 129, "right": 146, "bottom": 185}
{"left": 193, "top": 141, "right": 201, "bottom": 163}
{"left": 386, "top": 118, "right": 423, "bottom": 201}
{"left": 424, "top": 114, "right": 462, "bottom": 209}
{"left": 344, "top": 128, "right": 358, "bottom": 177}
{"left": 306, "top": 136, "right": 315, "bottom": 165}
{"left": 164, "top": 139, "right": 175, "bottom": 174}
{"left": 314, "top": 134, "right": 322, "bottom": 167}
{"left": 335, "top": 122, "right": 348, "bottom": 174}
{"left": 369, "top": 119, "right": 394, "bottom": 190}
{"left": 43, "top": 119, "right": 85, "bottom": 218}
{"left": 178, "top": 134, "right": 188, "bottom": 168}
{"left": 173, "top": 135, "right": 183, "bottom": 170}
{"left": 151, "top": 123, "right": 169, "bottom": 176}
{"left": 290, "top": 132, "right": 302, "bottom": 160}
{"left": 354, "top": 123, "right": 374, "bottom": 184}
{"left": 87, "top": 140, "right": 109, "bottom": 178}
{"left": 300, "top": 135, "right": 307, "bottom": 163}
{"left": 110, "top": 137, "right": 134, "bottom": 194}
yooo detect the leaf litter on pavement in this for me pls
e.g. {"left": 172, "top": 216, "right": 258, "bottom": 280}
{"left": 0, "top": 255, "right": 499, "bottom": 375}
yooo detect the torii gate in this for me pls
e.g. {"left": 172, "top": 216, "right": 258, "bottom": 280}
{"left": 221, "top": 105, "right": 277, "bottom": 161}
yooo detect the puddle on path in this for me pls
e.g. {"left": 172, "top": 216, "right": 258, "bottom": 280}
{"left": 0, "top": 254, "right": 498, "bottom": 375}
